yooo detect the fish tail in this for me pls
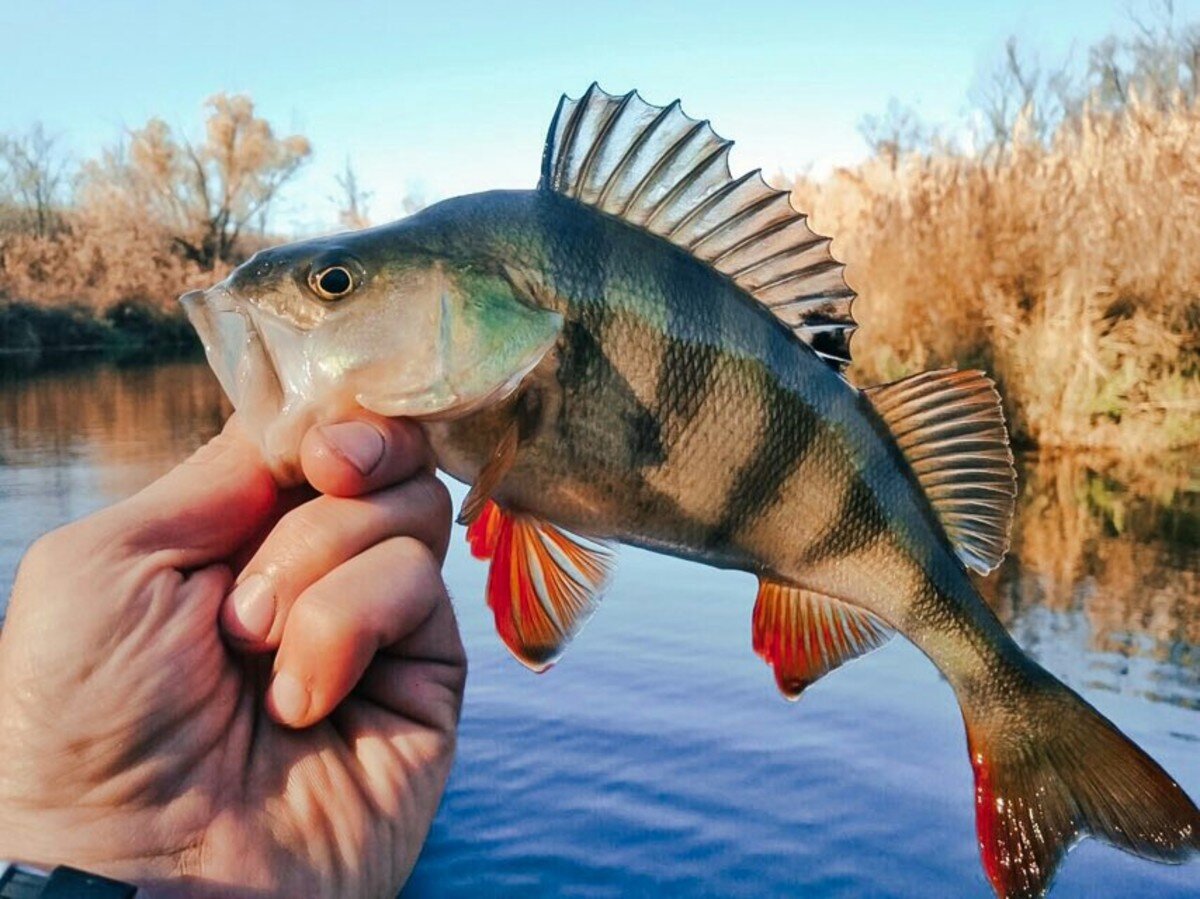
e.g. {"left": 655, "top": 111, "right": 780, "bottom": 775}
{"left": 959, "top": 662, "right": 1200, "bottom": 898}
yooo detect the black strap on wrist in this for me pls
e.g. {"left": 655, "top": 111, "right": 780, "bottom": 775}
{"left": 0, "top": 864, "right": 136, "bottom": 898}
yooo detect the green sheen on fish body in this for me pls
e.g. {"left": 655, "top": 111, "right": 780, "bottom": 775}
{"left": 182, "top": 85, "right": 1200, "bottom": 899}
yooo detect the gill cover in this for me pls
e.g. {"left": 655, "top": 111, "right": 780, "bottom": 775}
{"left": 350, "top": 264, "right": 563, "bottom": 419}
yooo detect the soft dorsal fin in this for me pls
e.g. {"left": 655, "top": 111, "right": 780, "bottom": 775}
{"left": 753, "top": 579, "right": 893, "bottom": 700}
{"left": 540, "top": 84, "right": 856, "bottom": 371}
{"left": 467, "top": 500, "right": 614, "bottom": 671}
{"left": 865, "top": 369, "right": 1017, "bottom": 574}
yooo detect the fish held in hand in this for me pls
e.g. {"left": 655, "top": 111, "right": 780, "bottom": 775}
{"left": 183, "top": 85, "right": 1200, "bottom": 897}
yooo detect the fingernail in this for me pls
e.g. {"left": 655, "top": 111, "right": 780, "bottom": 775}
{"left": 268, "top": 670, "right": 310, "bottom": 725}
{"left": 318, "top": 421, "right": 385, "bottom": 475}
{"left": 225, "top": 574, "right": 275, "bottom": 642}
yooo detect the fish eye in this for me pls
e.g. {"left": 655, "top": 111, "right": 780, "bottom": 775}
{"left": 309, "top": 265, "right": 355, "bottom": 301}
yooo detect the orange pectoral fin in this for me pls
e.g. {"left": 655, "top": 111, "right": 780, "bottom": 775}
{"left": 752, "top": 579, "right": 893, "bottom": 700}
{"left": 467, "top": 500, "right": 614, "bottom": 671}
{"left": 458, "top": 420, "right": 519, "bottom": 528}
{"left": 466, "top": 499, "right": 505, "bottom": 560}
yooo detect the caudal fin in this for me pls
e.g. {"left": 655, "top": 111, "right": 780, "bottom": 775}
{"left": 963, "top": 678, "right": 1200, "bottom": 898}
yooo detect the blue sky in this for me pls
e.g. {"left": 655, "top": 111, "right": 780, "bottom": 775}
{"left": 3, "top": 0, "right": 1196, "bottom": 230}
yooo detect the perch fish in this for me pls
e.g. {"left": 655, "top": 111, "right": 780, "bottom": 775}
{"left": 181, "top": 86, "right": 1200, "bottom": 898}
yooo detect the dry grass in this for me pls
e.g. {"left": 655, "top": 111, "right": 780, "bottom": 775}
{"left": 0, "top": 213, "right": 228, "bottom": 313}
{"left": 794, "top": 97, "right": 1200, "bottom": 452}
{"left": 4, "top": 91, "right": 1200, "bottom": 454}
{"left": 0, "top": 215, "right": 223, "bottom": 352}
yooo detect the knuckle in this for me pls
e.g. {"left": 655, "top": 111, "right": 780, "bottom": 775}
{"left": 266, "top": 502, "right": 340, "bottom": 572}
{"left": 381, "top": 536, "right": 447, "bottom": 603}
{"left": 22, "top": 511, "right": 114, "bottom": 574}
{"left": 387, "top": 534, "right": 439, "bottom": 575}
{"left": 18, "top": 532, "right": 57, "bottom": 576}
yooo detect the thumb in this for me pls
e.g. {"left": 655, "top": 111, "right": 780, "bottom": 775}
{"left": 120, "top": 416, "right": 279, "bottom": 563}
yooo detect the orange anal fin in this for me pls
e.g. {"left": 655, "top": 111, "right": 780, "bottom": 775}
{"left": 467, "top": 501, "right": 614, "bottom": 671}
{"left": 752, "top": 579, "right": 893, "bottom": 700}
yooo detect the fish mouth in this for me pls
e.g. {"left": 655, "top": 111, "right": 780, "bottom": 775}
{"left": 182, "top": 286, "right": 310, "bottom": 479}
{"left": 181, "top": 286, "right": 284, "bottom": 417}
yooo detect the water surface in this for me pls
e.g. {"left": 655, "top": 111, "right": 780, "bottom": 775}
{"left": 1, "top": 357, "right": 1197, "bottom": 898}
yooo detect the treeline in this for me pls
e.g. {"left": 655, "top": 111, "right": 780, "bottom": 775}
{"left": 0, "top": 95, "right": 315, "bottom": 353}
{"left": 797, "top": 4, "right": 1200, "bottom": 453}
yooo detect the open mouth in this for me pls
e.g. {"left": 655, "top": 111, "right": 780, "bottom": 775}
{"left": 181, "top": 287, "right": 285, "bottom": 419}
{"left": 181, "top": 286, "right": 337, "bottom": 483}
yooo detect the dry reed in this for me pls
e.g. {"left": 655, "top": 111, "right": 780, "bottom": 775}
{"left": 794, "top": 96, "right": 1200, "bottom": 452}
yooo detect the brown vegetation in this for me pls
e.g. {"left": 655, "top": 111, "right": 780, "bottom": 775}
{"left": 793, "top": 5, "right": 1200, "bottom": 453}
{"left": 795, "top": 97, "right": 1200, "bottom": 452}
{"left": 4, "top": 9, "right": 1200, "bottom": 459}
{"left": 0, "top": 95, "right": 310, "bottom": 352}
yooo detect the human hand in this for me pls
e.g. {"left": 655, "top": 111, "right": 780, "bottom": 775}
{"left": 0, "top": 414, "right": 465, "bottom": 898}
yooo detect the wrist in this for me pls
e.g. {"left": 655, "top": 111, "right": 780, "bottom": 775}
{"left": 0, "top": 809, "right": 179, "bottom": 896}
{"left": 0, "top": 861, "right": 137, "bottom": 897}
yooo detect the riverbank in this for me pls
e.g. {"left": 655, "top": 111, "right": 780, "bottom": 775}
{"left": 0, "top": 299, "right": 198, "bottom": 358}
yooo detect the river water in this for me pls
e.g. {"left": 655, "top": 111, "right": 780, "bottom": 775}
{"left": 1, "top": 356, "right": 1197, "bottom": 898}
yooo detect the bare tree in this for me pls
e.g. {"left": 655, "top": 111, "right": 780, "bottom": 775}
{"left": 332, "top": 158, "right": 372, "bottom": 230}
{"left": 82, "top": 94, "right": 311, "bottom": 268}
{"left": 0, "top": 123, "right": 69, "bottom": 237}
{"left": 859, "top": 98, "right": 934, "bottom": 168}
{"left": 401, "top": 188, "right": 427, "bottom": 216}
{"left": 969, "top": 37, "right": 1078, "bottom": 151}
{"left": 1089, "top": 0, "right": 1200, "bottom": 109}
{"left": 970, "top": 2, "right": 1200, "bottom": 156}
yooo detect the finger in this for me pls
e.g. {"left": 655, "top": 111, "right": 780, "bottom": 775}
{"left": 226, "top": 482, "right": 317, "bottom": 575}
{"left": 116, "top": 415, "right": 278, "bottom": 563}
{"left": 354, "top": 598, "right": 467, "bottom": 735}
{"left": 300, "top": 414, "right": 432, "bottom": 498}
{"left": 265, "top": 536, "right": 458, "bottom": 728}
{"left": 220, "top": 474, "right": 452, "bottom": 648}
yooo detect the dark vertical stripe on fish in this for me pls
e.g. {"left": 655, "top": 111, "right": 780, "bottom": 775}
{"left": 707, "top": 371, "right": 817, "bottom": 550}
{"left": 652, "top": 338, "right": 721, "bottom": 446}
{"left": 649, "top": 234, "right": 723, "bottom": 448}
{"left": 797, "top": 473, "right": 889, "bottom": 567}
{"left": 555, "top": 318, "right": 664, "bottom": 468}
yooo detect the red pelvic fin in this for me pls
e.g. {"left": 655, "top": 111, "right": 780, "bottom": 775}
{"left": 752, "top": 579, "right": 892, "bottom": 700}
{"left": 466, "top": 500, "right": 614, "bottom": 671}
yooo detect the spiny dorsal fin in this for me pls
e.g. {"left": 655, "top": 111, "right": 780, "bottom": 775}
{"left": 865, "top": 369, "right": 1017, "bottom": 574}
{"left": 540, "top": 84, "right": 856, "bottom": 371}
{"left": 467, "top": 500, "right": 614, "bottom": 671}
{"left": 752, "top": 579, "right": 893, "bottom": 700}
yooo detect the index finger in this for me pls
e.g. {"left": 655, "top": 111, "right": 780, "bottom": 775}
{"left": 300, "top": 413, "right": 432, "bottom": 497}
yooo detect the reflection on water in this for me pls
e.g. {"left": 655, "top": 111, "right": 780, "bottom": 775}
{"left": 0, "top": 353, "right": 230, "bottom": 500}
{"left": 983, "top": 454, "right": 1200, "bottom": 711}
{"left": 0, "top": 355, "right": 231, "bottom": 599}
{"left": 1, "top": 357, "right": 1197, "bottom": 896}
